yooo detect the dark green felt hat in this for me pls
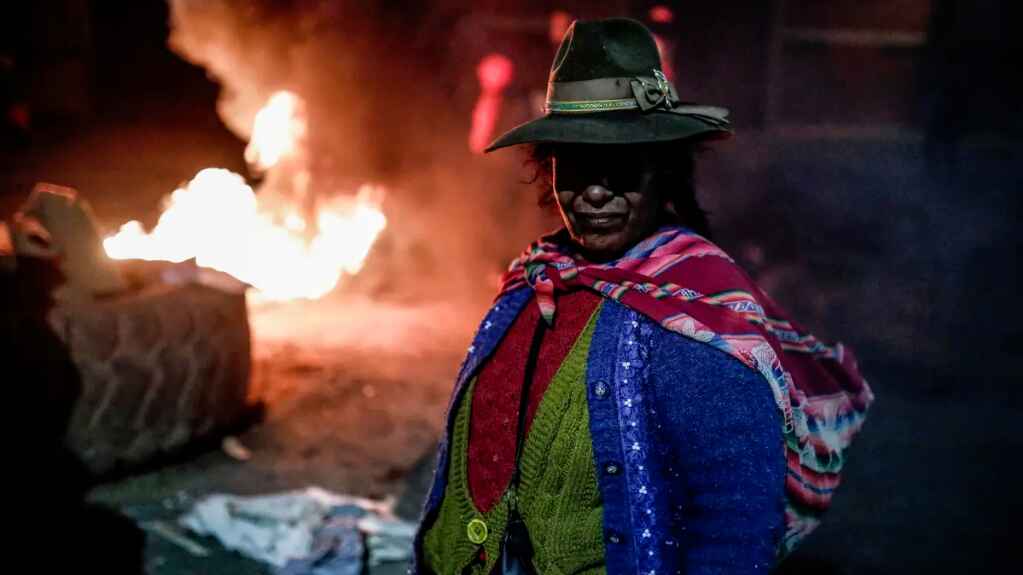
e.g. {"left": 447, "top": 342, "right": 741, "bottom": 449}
{"left": 485, "top": 17, "right": 731, "bottom": 152}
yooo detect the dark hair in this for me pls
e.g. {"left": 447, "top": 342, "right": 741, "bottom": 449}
{"left": 526, "top": 141, "right": 712, "bottom": 238}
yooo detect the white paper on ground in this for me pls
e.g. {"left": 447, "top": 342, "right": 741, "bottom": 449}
{"left": 178, "top": 486, "right": 415, "bottom": 568}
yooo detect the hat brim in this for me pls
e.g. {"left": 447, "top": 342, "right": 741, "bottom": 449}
{"left": 484, "top": 110, "right": 732, "bottom": 152}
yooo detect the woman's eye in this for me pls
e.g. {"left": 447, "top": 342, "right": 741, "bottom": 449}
{"left": 607, "top": 171, "right": 641, "bottom": 190}
{"left": 554, "top": 171, "right": 587, "bottom": 192}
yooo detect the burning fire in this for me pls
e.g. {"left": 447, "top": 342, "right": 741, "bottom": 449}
{"left": 245, "top": 91, "right": 305, "bottom": 172}
{"left": 104, "top": 91, "right": 387, "bottom": 302}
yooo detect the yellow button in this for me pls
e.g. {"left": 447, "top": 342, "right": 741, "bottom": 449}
{"left": 467, "top": 518, "right": 489, "bottom": 544}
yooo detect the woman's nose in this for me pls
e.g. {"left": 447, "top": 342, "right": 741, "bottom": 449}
{"left": 582, "top": 184, "right": 613, "bottom": 207}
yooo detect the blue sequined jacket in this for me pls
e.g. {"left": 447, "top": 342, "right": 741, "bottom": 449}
{"left": 413, "top": 287, "right": 786, "bottom": 575}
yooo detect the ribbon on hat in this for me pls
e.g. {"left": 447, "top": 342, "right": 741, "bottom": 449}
{"left": 545, "top": 69, "right": 729, "bottom": 126}
{"left": 630, "top": 70, "right": 677, "bottom": 111}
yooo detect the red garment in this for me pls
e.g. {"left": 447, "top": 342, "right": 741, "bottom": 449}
{"left": 466, "top": 289, "right": 601, "bottom": 512}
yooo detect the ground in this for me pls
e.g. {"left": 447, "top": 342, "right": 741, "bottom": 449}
{"left": 86, "top": 294, "right": 479, "bottom": 574}
{"left": 84, "top": 354, "right": 1017, "bottom": 574}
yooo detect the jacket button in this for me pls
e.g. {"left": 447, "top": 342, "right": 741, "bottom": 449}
{"left": 467, "top": 518, "right": 488, "bottom": 544}
{"left": 594, "top": 381, "right": 609, "bottom": 398}
{"left": 607, "top": 531, "right": 623, "bottom": 544}
{"left": 604, "top": 463, "right": 620, "bottom": 475}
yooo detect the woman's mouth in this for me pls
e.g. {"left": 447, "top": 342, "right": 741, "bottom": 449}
{"left": 576, "top": 212, "right": 627, "bottom": 231}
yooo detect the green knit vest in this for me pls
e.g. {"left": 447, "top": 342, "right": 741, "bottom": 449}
{"left": 423, "top": 307, "right": 606, "bottom": 575}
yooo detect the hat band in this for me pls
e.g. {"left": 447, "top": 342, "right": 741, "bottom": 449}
{"left": 546, "top": 71, "right": 679, "bottom": 114}
{"left": 546, "top": 74, "right": 732, "bottom": 128}
{"left": 546, "top": 98, "right": 642, "bottom": 113}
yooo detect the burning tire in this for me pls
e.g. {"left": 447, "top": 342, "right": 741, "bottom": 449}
{"left": 48, "top": 273, "right": 253, "bottom": 475}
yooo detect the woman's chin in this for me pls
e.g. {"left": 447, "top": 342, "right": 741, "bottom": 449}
{"left": 576, "top": 232, "right": 630, "bottom": 261}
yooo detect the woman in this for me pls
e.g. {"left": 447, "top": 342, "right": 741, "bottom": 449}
{"left": 414, "top": 18, "right": 873, "bottom": 575}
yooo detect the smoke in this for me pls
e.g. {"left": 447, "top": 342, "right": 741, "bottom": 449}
{"left": 166, "top": 0, "right": 550, "bottom": 310}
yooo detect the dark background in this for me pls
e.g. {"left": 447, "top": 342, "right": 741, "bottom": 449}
{"left": 2, "top": 1, "right": 1020, "bottom": 573}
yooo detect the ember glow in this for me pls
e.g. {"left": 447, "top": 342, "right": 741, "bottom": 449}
{"left": 103, "top": 91, "right": 388, "bottom": 302}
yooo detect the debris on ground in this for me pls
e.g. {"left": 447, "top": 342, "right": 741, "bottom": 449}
{"left": 222, "top": 436, "right": 254, "bottom": 461}
{"left": 140, "top": 520, "right": 211, "bottom": 557}
{"left": 178, "top": 486, "right": 415, "bottom": 573}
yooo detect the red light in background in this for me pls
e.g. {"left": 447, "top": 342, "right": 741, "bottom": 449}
{"left": 649, "top": 5, "right": 675, "bottom": 24}
{"left": 469, "top": 94, "right": 501, "bottom": 154}
{"left": 7, "top": 103, "right": 31, "bottom": 129}
{"left": 470, "top": 53, "right": 515, "bottom": 154}
{"left": 549, "top": 11, "right": 573, "bottom": 45}
{"left": 477, "top": 53, "right": 514, "bottom": 93}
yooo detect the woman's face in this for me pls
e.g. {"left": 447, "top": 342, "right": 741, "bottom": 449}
{"left": 553, "top": 145, "right": 667, "bottom": 261}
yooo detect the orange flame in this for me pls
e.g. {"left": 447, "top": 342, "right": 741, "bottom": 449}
{"left": 103, "top": 91, "right": 387, "bottom": 302}
{"left": 245, "top": 91, "right": 306, "bottom": 171}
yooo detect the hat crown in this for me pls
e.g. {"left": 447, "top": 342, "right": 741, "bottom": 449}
{"left": 483, "top": 17, "right": 731, "bottom": 152}
{"left": 550, "top": 18, "right": 662, "bottom": 83}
